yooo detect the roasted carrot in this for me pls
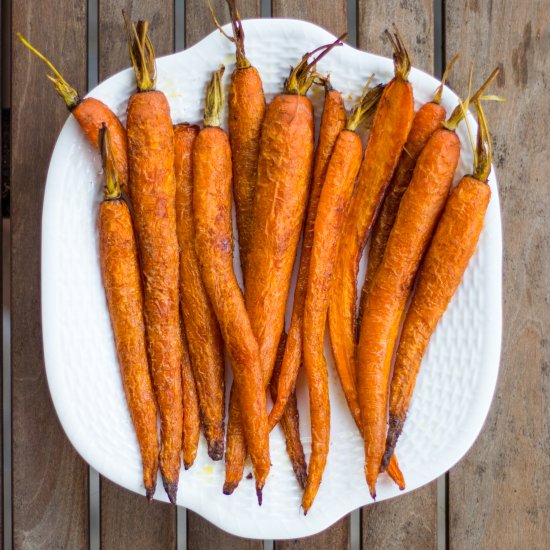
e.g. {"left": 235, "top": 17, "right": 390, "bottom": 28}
{"left": 193, "top": 67, "right": 270, "bottom": 503}
{"left": 328, "top": 29, "right": 414, "bottom": 437}
{"left": 224, "top": 39, "right": 343, "bottom": 494}
{"left": 358, "top": 54, "right": 460, "bottom": 324}
{"left": 270, "top": 332, "right": 308, "bottom": 489}
{"left": 210, "top": 0, "right": 266, "bottom": 278}
{"left": 124, "top": 17, "right": 183, "bottom": 503}
{"left": 383, "top": 99, "right": 496, "bottom": 468}
{"left": 181, "top": 328, "right": 201, "bottom": 469}
{"left": 18, "top": 34, "right": 128, "bottom": 193}
{"left": 174, "top": 123, "right": 226, "bottom": 460}
{"left": 268, "top": 76, "right": 347, "bottom": 430}
{"left": 357, "top": 69, "right": 500, "bottom": 498}
{"left": 97, "top": 125, "right": 159, "bottom": 500}
{"left": 302, "top": 81, "right": 384, "bottom": 513}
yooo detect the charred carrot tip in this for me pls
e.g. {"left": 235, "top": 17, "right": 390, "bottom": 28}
{"left": 223, "top": 481, "right": 238, "bottom": 495}
{"left": 145, "top": 487, "right": 156, "bottom": 501}
{"left": 207, "top": 439, "right": 224, "bottom": 461}
{"left": 163, "top": 480, "right": 178, "bottom": 505}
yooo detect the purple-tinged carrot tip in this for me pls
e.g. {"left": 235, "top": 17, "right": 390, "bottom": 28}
{"left": 223, "top": 481, "right": 238, "bottom": 495}
{"left": 246, "top": 472, "right": 253, "bottom": 479}
{"left": 256, "top": 485, "right": 263, "bottom": 506}
{"left": 207, "top": 439, "right": 224, "bottom": 461}
{"left": 369, "top": 484, "right": 377, "bottom": 500}
{"left": 382, "top": 415, "right": 404, "bottom": 471}
{"left": 163, "top": 479, "right": 178, "bottom": 505}
{"left": 145, "top": 486, "right": 155, "bottom": 501}
{"left": 184, "top": 462, "right": 192, "bottom": 471}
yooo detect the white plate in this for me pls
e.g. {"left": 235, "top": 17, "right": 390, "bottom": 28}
{"left": 42, "top": 19, "right": 502, "bottom": 540}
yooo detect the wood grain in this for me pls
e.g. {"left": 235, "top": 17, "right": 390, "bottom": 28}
{"left": 275, "top": 517, "right": 349, "bottom": 549}
{"left": 357, "top": 0, "right": 434, "bottom": 73}
{"left": 358, "top": 1, "right": 437, "bottom": 547}
{"left": 185, "top": 0, "right": 260, "bottom": 47}
{"left": 98, "top": 0, "right": 174, "bottom": 80}
{"left": 11, "top": 1, "right": 89, "bottom": 547}
{"left": 445, "top": 1, "right": 550, "bottom": 548}
{"left": 97, "top": 2, "right": 178, "bottom": 548}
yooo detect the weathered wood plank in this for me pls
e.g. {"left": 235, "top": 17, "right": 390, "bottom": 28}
{"left": 11, "top": 2, "right": 89, "bottom": 547}
{"left": 185, "top": 1, "right": 263, "bottom": 547}
{"left": 445, "top": 2, "right": 550, "bottom": 548}
{"left": 271, "top": 1, "right": 350, "bottom": 548}
{"left": 358, "top": 1, "right": 437, "bottom": 547}
{"left": 97, "top": 2, "right": 178, "bottom": 548}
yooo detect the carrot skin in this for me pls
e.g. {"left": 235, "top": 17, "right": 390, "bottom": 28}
{"left": 359, "top": 102, "right": 446, "bottom": 323}
{"left": 181, "top": 328, "right": 201, "bottom": 469}
{"left": 328, "top": 78, "right": 414, "bottom": 434}
{"left": 269, "top": 89, "right": 346, "bottom": 430}
{"left": 73, "top": 98, "right": 128, "bottom": 193}
{"left": 193, "top": 126, "right": 270, "bottom": 498}
{"left": 127, "top": 90, "right": 183, "bottom": 503}
{"left": 98, "top": 199, "right": 159, "bottom": 499}
{"left": 384, "top": 177, "right": 491, "bottom": 467}
{"left": 174, "top": 124, "right": 226, "bottom": 460}
{"left": 357, "top": 128, "right": 461, "bottom": 497}
{"left": 229, "top": 66, "right": 266, "bottom": 278}
{"left": 302, "top": 130, "right": 363, "bottom": 513}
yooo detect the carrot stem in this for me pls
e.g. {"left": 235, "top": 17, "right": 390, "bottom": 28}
{"left": 346, "top": 77, "right": 384, "bottom": 132}
{"left": 98, "top": 124, "right": 121, "bottom": 200}
{"left": 123, "top": 13, "right": 157, "bottom": 92}
{"left": 433, "top": 53, "right": 460, "bottom": 105}
{"left": 472, "top": 100, "right": 492, "bottom": 182}
{"left": 385, "top": 26, "right": 411, "bottom": 81}
{"left": 204, "top": 66, "right": 225, "bottom": 127}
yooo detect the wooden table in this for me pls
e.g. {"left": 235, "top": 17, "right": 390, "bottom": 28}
{"left": 6, "top": 0, "right": 549, "bottom": 548}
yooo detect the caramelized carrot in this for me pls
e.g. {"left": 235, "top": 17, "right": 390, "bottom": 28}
{"left": 302, "top": 82, "right": 383, "bottom": 514}
{"left": 268, "top": 77, "right": 347, "bottom": 430}
{"left": 97, "top": 126, "right": 159, "bottom": 500}
{"left": 358, "top": 54, "right": 460, "bottom": 324}
{"left": 383, "top": 99, "right": 495, "bottom": 468}
{"left": 357, "top": 69, "right": 499, "bottom": 498}
{"left": 193, "top": 67, "right": 270, "bottom": 503}
{"left": 174, "top": 123, "right": 226, "bottom": 460}
{"left": 328, "top": 30, "right": 414, "bottom": 437}
{"left": 125, "top": 17, "right": 183, "bottom": 503}
{"left": 18, "top": 34, "right": 128, "bottom": 193}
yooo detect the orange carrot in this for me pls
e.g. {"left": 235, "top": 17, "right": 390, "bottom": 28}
{"left": 268, "top": 77, "right": 347, "bottom": 430}
{"left": 358, "top": 54, "right": 460, "bottom": 324}
{"left": 18, "top": 34, "right": 128, "bottom": 193}
{"left": 328, "top": 29, "right": 414, "bottom": 436}
{"left": 224, "top": 39, "right": 343, "bottom": 494}
{"left": 174, "top": 123, "right": 226, "bottom": 460}
{"left": 97, "top": 125, "right": 159, "bottom": 500}
{"left": 125, "top": 17, "right": 183, "bottom": 503}
{"left": 383, "top": 99, "right": 495, "bottom": 468}
{"left": 357, "top": 69, "right": 500, "bottom": 498}
{"left": 302, "top": 81, "right": 383, "bottom": 514}
{"left": 193, "top": 67, "right": 270, "bottom": 503}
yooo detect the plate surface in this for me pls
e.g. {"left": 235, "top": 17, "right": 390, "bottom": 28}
{"left": 42, "top": 19, "right": 502, "bottom": 540}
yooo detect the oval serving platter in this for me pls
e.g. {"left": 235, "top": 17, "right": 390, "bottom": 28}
{"left": 42, "top": 19, "right": 502, "bottom": 540}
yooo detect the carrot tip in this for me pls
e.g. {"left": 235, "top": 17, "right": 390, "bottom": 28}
{"left": 163, "top": 480, "right": 178, "bottom": 505}
{"left": 145, "top": 486, "right": 155, "bottom": 501}
{"left": 223, "top": 481, "right": 238, "bottom": 495}
{"left": 370, "top": 488, "right": 377, "bottom": 500}
{"left": 256, "top": 486, "right": 263, "bottom": 506}
{"left": 207, "top": 439, "right": 224, "bottom": 461}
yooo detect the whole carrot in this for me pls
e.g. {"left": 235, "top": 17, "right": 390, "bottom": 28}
{"left": 174, "top": 123, "right": 226, "bottom": 460}
{"left": 224, "top": 39, "right": 343, "bottom": 493}
{"left": 357, "top": 69, "right": 499, "bottom": 498}
{"left": 97, "top": 125, "right": 159, "bottom": 499}
{"left": 193, "top": 67, "right": 270, "bottom": 503}
{"left": 358, "top": 54, "right": 460, "bottom": 324}
{"left": 210, "top": 0, "right": 266, "bottom": 278}
{"left": 125, "top": 17, "right": 183, "bottom": 503}
{"left": 328, "top": 29, "right": 414, "bottom": 435}
{"left": 383, "top": 99, "right": 496, "bottom": 468}
{"left": 302, "top": 81, "right": 383, "bottom": 514}
{"left": 268, "top": 75, "right": 347, "bottom": 430}
{"left": 18, "top": 34, "right": 128, "bottom": 193}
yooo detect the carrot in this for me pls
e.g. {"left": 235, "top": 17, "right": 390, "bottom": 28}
{"left": 174, "top": 123, "right": 226, "bottom": 461}
{"left": 383, "top": 98, "right": 496, "bottom": 468}
{"left": 193, "top": 67, "right": 270, "bottom": 503}
{"left": 301, "top": 81, "right": 383, "bottom": 513}
{"left": 269, "top": 332, "right": 308, "bottom": 489}
{"left": 18, "top": 34, "right": 128, "bottom": 193}
{"left": 124, "top": 17, "right": 183, "bottom": 504}
{"left": 223, "top": 39, "right": 343, "bottom": 494}
{"left": 97, "top": 125, "right": 159, "bottom": 500}
{"left": 358, "top": 54, "right": 460, "bottom": 325}
{"left": 328, "top": 29, "right": 414, "bottom": 438}
{"left": 357, "top": 69, "right": 500, "bottom": 498}
{"left": 181, "top": 328, "right": 201, "bottom": 469}
{"left": 210, "top": 0, "right": 266, "bottom": 279}
{"left": 268, "top": 76, "right": 347, "bottom": 430}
